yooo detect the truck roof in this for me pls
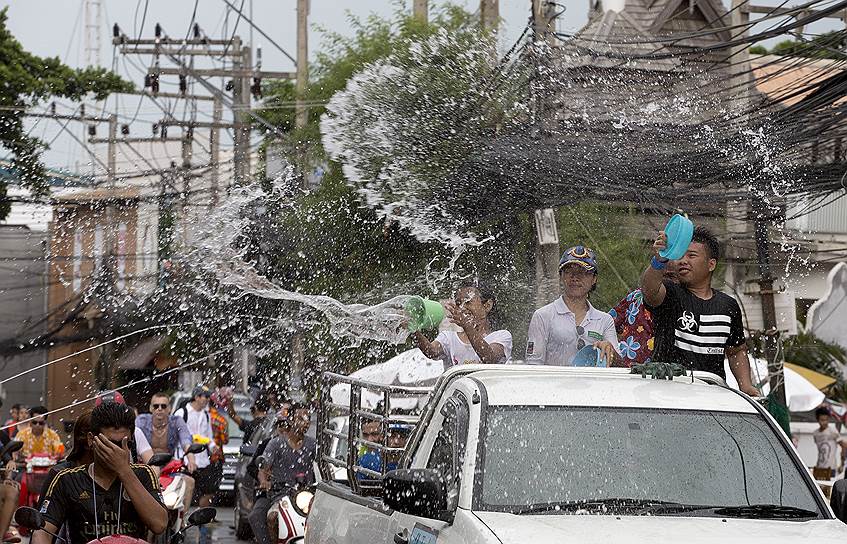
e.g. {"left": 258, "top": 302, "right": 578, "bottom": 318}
{"left": 453, "top": 366, "right": 757, "bottom": 413}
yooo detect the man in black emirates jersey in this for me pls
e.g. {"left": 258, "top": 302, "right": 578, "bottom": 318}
{"left": 35, "top": 402, "right": 167, "bottom": 544}
{"left": 641, "top": 225, "right": 759, "bottom": 396}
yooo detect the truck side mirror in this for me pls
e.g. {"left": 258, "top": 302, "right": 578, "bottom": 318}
{"left": 383, "top": 469, "right": 451, "bottom": 521}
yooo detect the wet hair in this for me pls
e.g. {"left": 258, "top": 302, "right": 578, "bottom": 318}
{"left": 29, "top": 406, "right": 48, "bottom": 417}
{"left": 816, "top": 407, "right": 831, "bottom": 420}
{"left": 91, "top": 402, "right": 136, "bottom": 435}
{"left": 67, "top": 411, "right": 93, "bottom": 463}
{"left": 457, "top": 280, "right": 501, "bottom": 328}
{"left": 692, "top": 225, "right": 720, "bottom": 261}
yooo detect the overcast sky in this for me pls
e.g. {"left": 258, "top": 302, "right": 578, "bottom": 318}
{"left": 0, "top": 0, "right": 834, "bottom": 174}
{"left": 0, "top": 1, "right": 591, "bottom": 174}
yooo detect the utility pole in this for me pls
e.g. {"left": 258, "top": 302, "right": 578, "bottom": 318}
{"left": 211, "top": 96, "right": 222, "bottom": 208}
{"left": 413, "top": 0, "right": 428, "bottom": 23}
{"left": 290, "top": 0, "right": 311, "bottom": 397}
{"left": 296, "top": 0, "right": 310, "bottom": 130}
{"left": 530, "top": 1, "right": 561, "bottom": 308}
{"left": 116, "top": 31, "right": 297, "bottom": 191}
{"left": 480, "top": 0, "right": 499, "bottom": 30}
{"left": 727, "top": 0, "right": 785, "bottom": 404}
{"left": 95, "top": 113, "right": 118, "bottom": 392}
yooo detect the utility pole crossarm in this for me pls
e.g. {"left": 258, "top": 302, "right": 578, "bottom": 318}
{"left": 14, "top": 111, "right": 112, "bottom": 123}
{"left": 120, "top": 90, "right": 216, "bottom": 101}
{"left": 158, "top": 119, "right": 237, "bottom": 130}
{"left": 149, "top": 67, "right": 296, "bottom": 79}
{"left": 89, "top": 137, "right": 184, "bottom": 144}
{"left": 112, "top": 37, "right": 235, "bottom": 47}
{"left": 119, "top": 47, "right": 243, "bottom": 57}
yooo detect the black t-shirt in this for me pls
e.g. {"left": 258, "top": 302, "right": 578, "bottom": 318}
{"left": 648, "top": 281, "right": 745, "bottom": 378}
{"left": 41, "top": 464, "right": 164, "bottom": 542}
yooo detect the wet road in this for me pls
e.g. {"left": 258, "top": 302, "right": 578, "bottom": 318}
{"left": 188, "top": 507, "right": 240, "bottom": 544}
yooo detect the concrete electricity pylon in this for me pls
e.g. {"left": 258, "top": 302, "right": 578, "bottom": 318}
{"left": 84, "top": 0, "right": 102, "bottom": 67}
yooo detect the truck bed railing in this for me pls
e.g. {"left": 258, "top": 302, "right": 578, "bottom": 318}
{"left": 318, "top": 371, "right": 433, "bottom": 495}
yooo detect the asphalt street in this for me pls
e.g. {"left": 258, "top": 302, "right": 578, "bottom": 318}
{"left": 185, "top": 507, "right": 239, "bottom": 544}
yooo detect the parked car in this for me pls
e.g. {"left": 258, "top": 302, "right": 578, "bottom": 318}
{"left": 170, "top": 391, "right": 253, "bottom": 505}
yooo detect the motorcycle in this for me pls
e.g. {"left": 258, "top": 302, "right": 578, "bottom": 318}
{"left": 147, "top": 444, "right": 207, "bottom": 544}
{"left": 13, "top": 505, "right": 217, "bottom": 544}
{"left": 18, "top": 454, "right": 57, "bottom": 509}
{"left": 266, "top": 474, "right": 314, "bottom": 544}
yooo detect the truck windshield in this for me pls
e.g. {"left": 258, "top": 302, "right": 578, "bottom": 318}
{"left": 479, "top": 406, "right": 823, "bottom": 517}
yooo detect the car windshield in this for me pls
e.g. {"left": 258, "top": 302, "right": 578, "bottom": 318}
{"left": 480, "top": 406, "right": 823, "bottom": 517}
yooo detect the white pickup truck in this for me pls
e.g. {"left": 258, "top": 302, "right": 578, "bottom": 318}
{"left": 307, "top": 365, "right": 847, "bottom": 544}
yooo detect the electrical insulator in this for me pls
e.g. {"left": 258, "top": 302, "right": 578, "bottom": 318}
{"left": 87, "top": 125, "right": 96, "bottom": 137}
{"left": 50, "top": 102, "right": 56, "bottom": 116}
{"left": 193, "top": 23, "right": 201, "bottom": 39}
{"left": 161, "top": 126, "right": 168, "bottom": 140}
{"left": 225, "top": 80, "right": 235, "bottom": 92}
{"left": 251, "top": 77, "right": 262, "bottom": 99}
{"left": 80, "top": 104, "right": 85, "bottom": 117}
{"left": 113, "top": 24, "right": 120, "bottom": 38}
{"left": 151, "top": 74, "right": 160, "bottom": 95}
{"left": 155, "top": 23, "right": 162, "bottom": 38}
{"left": 121, "top": 124, "right": 130, "bottom": 135}
{"left": 152, "top": 123, "right": 159, "bottom": 136}
{"left": 179, "top": 74, "right": 187, "bottom": 95}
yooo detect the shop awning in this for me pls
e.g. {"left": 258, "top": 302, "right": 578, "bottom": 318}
{"left": 117, "top": 335, "right": 167, "bottom": 370}
{"left": 784, "top": 363, "right": 837, "bottom": 392}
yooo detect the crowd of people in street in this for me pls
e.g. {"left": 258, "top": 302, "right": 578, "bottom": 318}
{"left": 0, "top": 382, "right": 319, "bottom": 544}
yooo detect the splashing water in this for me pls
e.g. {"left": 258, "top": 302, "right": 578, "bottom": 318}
{"left": 188, "top": 165, "right": 413, "bottom": 346}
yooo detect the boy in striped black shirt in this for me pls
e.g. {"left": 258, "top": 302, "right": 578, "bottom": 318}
{"left": 641, "top": 225, "right": 759, "bottom": 396}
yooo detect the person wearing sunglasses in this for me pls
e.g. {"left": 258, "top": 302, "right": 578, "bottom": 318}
{"left": 17, "top": 406, "right": 64, "bottom": 459}
{"left": 526, "top": 246, "right": 619, "bottom": 366}
{"left": 414, "top": 282, "right": 512, "bottom": 367}
{"left": 135, "top": 393, "right": 197, "bottom": 514}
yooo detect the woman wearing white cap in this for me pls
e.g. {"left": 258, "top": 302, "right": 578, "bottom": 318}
{"left": 525, "top": 245, "right": 619, "bottom": 366}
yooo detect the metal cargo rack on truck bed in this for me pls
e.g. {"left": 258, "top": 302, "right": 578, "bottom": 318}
{"left": 317, "top": 371, "right": 432, "bottom": 495}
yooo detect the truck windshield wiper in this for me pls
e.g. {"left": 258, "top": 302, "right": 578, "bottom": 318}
{"left": 712, "top": 504, "right": 820, "bottom": 520}
{"left": 513, "top": 498, "right": 689, "bottom": 515}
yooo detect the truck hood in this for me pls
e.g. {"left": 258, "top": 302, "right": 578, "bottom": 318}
{"left": 474, "top": 512, "right": 847, "bottom": 543}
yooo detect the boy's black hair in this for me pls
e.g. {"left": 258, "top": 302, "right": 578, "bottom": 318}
{"left": 29, "top": 406, "right": 48, "bottom": 417}
{"left": 692, "top": 225, "right": 720, "bottom": 261}
{"left": 91, "top": 402, "right": 136, "bottom": 435}
{"left": 10, "top": 404, "right": 23, "bottom": 411}
{"left": 816, "top": 407, "right": 831, "bottom": 420}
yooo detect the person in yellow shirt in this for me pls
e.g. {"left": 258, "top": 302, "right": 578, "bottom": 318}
{"left": 17, "top": 406, "right": 64, "bottom": 458}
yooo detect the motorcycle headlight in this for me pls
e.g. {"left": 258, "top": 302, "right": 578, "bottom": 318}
{"left": 293, "top": 490, "right": 314, "bottom": 517}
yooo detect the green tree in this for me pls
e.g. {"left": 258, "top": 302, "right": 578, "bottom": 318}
{"left": 770, "top": 31, "right": 847, "bottom": 60}
{"left": 0, "top": 7, "right": 132, "bottom": 218}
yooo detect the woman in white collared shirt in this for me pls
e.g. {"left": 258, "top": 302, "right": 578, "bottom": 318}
{"left": 525, "top": 245, "right": 619, "bottom": 366}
